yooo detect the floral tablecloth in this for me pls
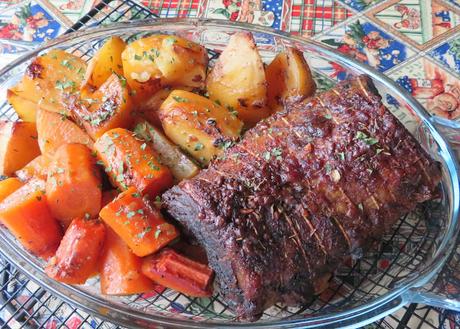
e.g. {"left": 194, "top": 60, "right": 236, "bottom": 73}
{"left": 0, "top": 0, "right": 459, "bottom": 328}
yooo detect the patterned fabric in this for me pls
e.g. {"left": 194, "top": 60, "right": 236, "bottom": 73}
{"left": 0, "top": 0, "right": 459, "bottom": 328}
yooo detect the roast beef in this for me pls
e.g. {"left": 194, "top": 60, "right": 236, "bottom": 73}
{"left": 162, "top": 75, "right": 442, "bottom": 320}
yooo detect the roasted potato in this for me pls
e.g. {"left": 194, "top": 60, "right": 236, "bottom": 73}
{"left": 155, "top": 35, "right": 208, "bottom": 88}
{"left": 0, "top": 121, "right": 40, "bottom": 176}
{"left": 82, "top": 36, "right": 126, "bottom": 89}
{"left": 16, "top": 155, "right": 50, "bottom": 181}
{"left": 121, "top": 35, "right": 207, "bottom": 103}
{"left": 6, "top": 90, "right": 38, "bottom": 122}
{"left": 136, "top": 87, "right": 194, "bottom": 127}
{"left": 71, "top": 73, "right": 134, "bottom": 140}
{"left": 206, "top": 32, "right": 270, "bottom": 127}
{"left": 266, "top": 47, "right": 316, "bottom": 112}
{"left": 159, "top": 90, "right": 243, "bottom": 165}
{"left": 36, "top": 108, "right": 93, "bottom": 155}
{"left": 7, "top": 49, "right": 87, "bottom": 121}
{"left": 134, "top": 121, "right": 200, "bottom": 181}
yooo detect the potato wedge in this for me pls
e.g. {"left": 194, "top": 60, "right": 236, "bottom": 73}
{"left": 36, "top": 108, "right": 93, "bottom": 155}
{"left": 121, "top": 35, "right": 164, "bottom": 103}
{"left": 6, "top": 90, "right": 38, "bottom": 122}
{"left": 206, "top": 32, "right": 270, "bottom": 127}
{"left": 266, "top": 47, "right": 316, "bottom": 112}
{"left": 0, "top": 121, "right": 40, "bottom": 176}
{"left": 8, "top": 49, "right": 86, "bottom": 121}
{"left": 122, "top": 35, "right": 207, "bottom": 103}
{"left": 159, "top": 90, "right": 243, "bottom": 165}
{"left": 16, "top": 155, "right": 51, "bottom": 181}
{"left": 71, "top": 73, "right": 134, "bottom": 140}
{"left": 82, "top": 36, "right": 126, "bottom": 89}
{"left": 134, "top": 121, "right": 200, "bottom": 181}
{"left": 155, "top": 35, "right": 208, "bottom": 88}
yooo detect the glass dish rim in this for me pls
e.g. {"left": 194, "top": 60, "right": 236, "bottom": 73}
{"left": 0, "top": 18, "right": 458, "bottom": 328}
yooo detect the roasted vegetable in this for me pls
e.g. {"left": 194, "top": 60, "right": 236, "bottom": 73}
{"left": 7, "top": 49, "right": 86, "bottom": 121}
{"left": 71, "top": 73, "right": 134, "bottom": 140}
{"left": 6, "top": 90, "right": 38, "bottom": 122}
{"left": 206, "top": 32, "right": 270, "bottom": 127}
{"left": 99, "top": 227, "right": 155, "bottom": 295}
{"left": 0, "top": 178, "right": 23, "bottom": 202}
{"left": 121, "top": 35, "right": 207, "bottom": 103}
{"left": 46, "top": 217, "right": 105, "bottom": 284}
{"left": 99, "top": 187, "right": 179, "bottom": 257}
{"left": 141, "top": 248, "right": 214, "bottom": 297}
{"left": 15, "top": 155, "right": 50, "bottom": 181}
{"left": 134, "top": 121, "right": 200, "bottom": 181}
{"left": 266, "top": 47, "right": 316, "bottom": 112}
{"left": 159, "top": 90, "right": 243, "bottom": 165}
{"left": 155, "top": 35, "right": 208, "bottom": 88}
{"left": 46, "top": 143, "right": 102, "bottom": 229}
{"left": 0, "top": 179, "right": 62, "bottom": 259}
{"left": 0, "top": 121, "right": 40, "bottom": 176}
{"left": 36, "top": 108, "right": 93, "bottom": 155}
{"left": 82, "top": 36, "right": 126, "bottom": 89}
{"left": 94, "top": 128, "right": 173, "bottom": 197}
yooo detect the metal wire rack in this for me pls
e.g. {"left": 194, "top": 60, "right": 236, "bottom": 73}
{"left": 0, "top": 0, "right": 459, "bottom": 328}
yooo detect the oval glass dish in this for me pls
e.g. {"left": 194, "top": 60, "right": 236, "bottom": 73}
{"left": 0, "top": 19, "right": 459, "bottom": 329}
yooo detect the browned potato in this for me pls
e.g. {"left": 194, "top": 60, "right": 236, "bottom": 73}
{"left": 159, "top": 90, "right": 243, "bottom": 165}
{"left": 82, "top": 36, "right": 126, "bottom": 89}
{"left": 6, "top": 90, "right": 38, "bottom": 122}
{"left": 206, "top": 32, "right": 271, "bottom": 127}
{"left": 70, "top": 73, "right": 134, "bottom": 140}
{"left": 7, "top": 49, "right": 87, "bottom": 121}
{"left": 0, "top": 121, "right": 40, "bottom": 175}
{"left": 121, "top": 35, "right": 208, "bottom": 104}
{"left": 134, "top": 121, "right": 200, "bottom": 181}
{"left": 266, "top": 47, "right": 316, "bottom": 112}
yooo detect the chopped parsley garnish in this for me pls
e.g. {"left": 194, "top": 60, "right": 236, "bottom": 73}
{"left": 337, "top": 152, "right": 345, "bottom": 161}
{"left": 194, "top": 142, "right": 204, "bottom": 151}
{"left": 140, "top": 143, "right": 147, "bottom": 150}
{"left": 137, "top": 226, "right": 152, "bottom": 239}
{"left": 154, "top": 228, "right": 162, "bottom": 239}
{"left": 324, "top": 113, "right": 332, "bottom": 120}
{"left": 172, "top": 96, "right": 188, "bottom": 103}
{"left": 126, "top": 211, "right": 136, "bottom": 218}
{"left": 55, "top": 80, "right": 76, "bottom": 91}
{"left": 355, "top": 131, "right": 379, "bottom": 146}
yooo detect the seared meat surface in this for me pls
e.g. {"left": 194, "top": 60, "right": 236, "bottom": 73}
{"left": 162, "top": 76, "right": 441, "bottom": 320}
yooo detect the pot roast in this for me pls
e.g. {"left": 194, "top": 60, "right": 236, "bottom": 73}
{"left": 162, "top": 75, "right": 442, "bottom": 320}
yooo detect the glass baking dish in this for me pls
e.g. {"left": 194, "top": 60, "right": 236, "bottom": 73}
{"left": 0, "top": 19, "right": 458, "bottom": 328}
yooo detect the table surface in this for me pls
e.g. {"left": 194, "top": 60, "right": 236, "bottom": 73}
{"left": 0, "top": 0, "right": 459, "bottom": 328}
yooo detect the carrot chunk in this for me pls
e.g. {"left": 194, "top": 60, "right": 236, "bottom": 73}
{"left": 99, "top": 187, "right": 179, "bottom": 257}
{"left": 46, "top": 217, "right": 105, "bottom": 284}
{"left": 46, "top": 143, "right": 102, "bottom": 229}
{"left": 0, "top": 179, "right": 62, "bottom": 259}
{"left": 0, "top": 178, "right": 23, "bottom": 202}
{"left": 99, "top": 227, "right": 155, "bottom": 295}
{"left": 141, "top": 248, "right": 214, "bottom": 297}
{"left": 94, "top": 128, "right": 173, "bottom": 197}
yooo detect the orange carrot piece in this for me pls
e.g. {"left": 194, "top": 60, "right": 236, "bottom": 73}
{"left": 46, "top": 218, "right": 105, "bottom": 284}
{"left": 99, "top": 187, "right": 179, "bottom": 257}
{"left": 0, "top": 179, "right": 62, "bottom": 259}
{"left": 99, "top": 227, "right": 155, "bottom": 295}
{"left": 46, "top": 143, "right": 102, "bottom": 229}
{"left": 141, "top": 248, "right": 214, "bottom": 297}
{"left": 94, "top": 128, "right": 173, "bottom": 198}
{"left": 0, "top": 178, "right": 23, "bottom": 202}
{"left": 15, "top": 155, "right": 51, "bottom": 181}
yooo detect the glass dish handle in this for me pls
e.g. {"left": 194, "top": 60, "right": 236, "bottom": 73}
{"left": 402, "top": 116, "right": 460, "bottom": 310}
